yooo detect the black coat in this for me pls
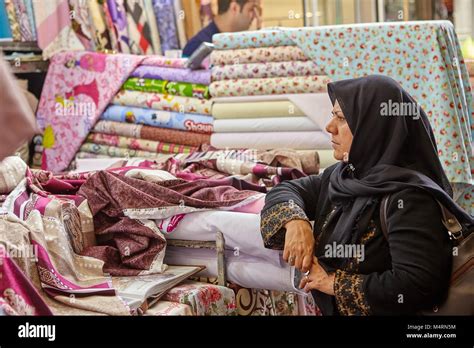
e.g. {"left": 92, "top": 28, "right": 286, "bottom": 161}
{"left": 260, "top": 164, "right": 453, "bottom": 315}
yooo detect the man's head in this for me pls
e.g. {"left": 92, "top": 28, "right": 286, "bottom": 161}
{"left": 217, "top": 0, "right": 259, "bottom": 32}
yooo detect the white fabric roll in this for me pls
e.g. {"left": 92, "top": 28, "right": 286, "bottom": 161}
{"left": 213, "top": 117, "right": 320, "bottom": 133}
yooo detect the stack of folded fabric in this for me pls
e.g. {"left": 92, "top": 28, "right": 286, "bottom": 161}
{"left": 209, "top": 30, "right": 333, "bottom": 153}
{"left": 79, "top": 56, "right": 213, "bottom": 160}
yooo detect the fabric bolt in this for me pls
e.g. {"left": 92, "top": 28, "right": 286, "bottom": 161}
{"left": 80, "top": 142, "right": 169, "bottom": 159}
{"left": 124, "top": 0, "right": 154, "bottom": 54}
{"left": 23, "top": 0, "right": 36, "bottom": 39}
{"left": 142, "top": 56, "right": 189, "bottom": 69}
{"left": 213, "top": 117, "right": 320, "bottom": 133}
{"left": 93, "top": 120, "right": 211, "bottom": 147}
{"left": 212, "top": 29, "right": 295, "bottom": 50}
{"left": 36, "top": 51, "right": 145, "bottom": 172}
{"left": 0, "top": 0, "right": 13, "bottom": 39}
{"left": 131, "top": 66, "right": 211, "bottom": 85}
{"left": 211, "top": 131, "right": 331, "bottom": 150}
{"left": 87, "top": 132, "right": 197, "bottom": 154}
{"left": 152, "top": 0, "right": 179, "bottom": 53}
{"left": 101, "top": 105, "right": 214, "bottom": 133}
{"left": 142, "top": 0, "right": 162, "bottom": 55}
{"left": 12, "top": 0, "right": 34, "bottom": 41}
{"left": 32, "top": 0, "right": 85, "bottom": 59}
{"left": 166, "top": 81, "right": 210, "bottom": 99}
{"left": 0, "top": 56, "right": 37, "bottom": 161}
{"left": 112, "top": 89, "right": 212, "bottom": 115}
{"left": 212, "top": 100, "right": 305, "bottom": 119}
{"left": 209, "top": 76, "right": 330, "bottom": 97}
{"left": 68, "top": 0, "right": 95, "bottom": 51}
{"left": 88, "top": 0, "right": 113, "bottom": 51}
{"left": 172, "top": 0, "right": 187, "bottom": 49}
{"left": 161, "top": 281, "right": 237, "bottom": 316}
{"left": 106, "top": 0, "right": 130, "bottom": 53}
{"left": 4, "top": 0, "right": 21, "bottom": 41}
{"left": 210, "top": 46, "right": 309, "bottom": 66}
{"left": 123, "top": 77, "right": 168, "bottom": 94}
{"left": 123, "top": 78, "right": 210, "bottom": 99}
{"left": 144, "top": 300, "right": 193, "bottom": 316}
{"left": 211, "top": 61, "right": 323, "bottom": 81}
{"left": 101, "top": 0, "right": 120, "bottom": 52}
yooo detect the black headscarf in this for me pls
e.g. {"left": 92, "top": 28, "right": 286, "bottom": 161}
{"left": 317, "top": 75, "right": 473, "bottom": 272}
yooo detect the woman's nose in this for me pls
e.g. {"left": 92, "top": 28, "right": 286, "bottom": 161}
{"left": 326, "top": 118, "right": 336, "bottom": 134}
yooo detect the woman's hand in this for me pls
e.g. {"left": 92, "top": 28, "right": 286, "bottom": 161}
{"left": 283, "top": 219, "right": 315, "bottom": 272}
{"left": 299, "top": 257, "right": 335, "bottom": 296}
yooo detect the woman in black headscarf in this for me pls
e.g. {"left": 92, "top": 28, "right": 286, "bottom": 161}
{"left": 260, "top": 75, "right": 473, "bottom": 315}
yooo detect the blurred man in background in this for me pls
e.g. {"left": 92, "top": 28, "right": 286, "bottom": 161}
{"left": 183, "top": 0, "right": 262, "bottom": 57}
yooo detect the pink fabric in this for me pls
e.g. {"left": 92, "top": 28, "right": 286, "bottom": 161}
{"left": 0, "top": 245, "right": 53, "bottom": 316}
{"left": 36, "top": 0, "right": 70, "bottom": 50}
{"left": 36, "top": 51, "right": 145, "bottom": 172}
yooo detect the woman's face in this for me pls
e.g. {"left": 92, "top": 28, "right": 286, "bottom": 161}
{"left": 325, "top": 100, "right": 354, "bottom": 161}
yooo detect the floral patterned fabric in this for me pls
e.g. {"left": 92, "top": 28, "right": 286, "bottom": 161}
{"left": 145, "top": 300, "right": 193, "bottom": 316}
{"left": 112, "top": 89, "right": 212, "bottom": 115}
{"left": 36, "top": 51, "right": 145, "bottom": 172}
{"left": 80, "top": 143, "right": 171, "bottom": 160}
{"left": 93, "top": 120, "right": 211, "bottom": 147}
{"left": 142, "top": 56, "right": 189, "bottom": 69}
{"left": 213, "top": 29, "right": 294, "bottom": 50}
{"left": 162, "top": 281, "right": 237, "bottom": 316}
{"left": 209, "top": 76, "right": 330, "bottom": 98}
{"left": 212, "top": 61, "right": 323, "bottom": 81}
{"left": 210, "top": 46, "right": 308, "bottom": 66}
{"left": 86, "top": 132, "right": 197, "bottom": 154}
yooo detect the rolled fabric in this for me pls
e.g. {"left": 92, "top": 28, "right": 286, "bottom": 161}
{"left": 94, "top": 120, "right": 211, "bottom": 147}
{"left": 210, "top": 46, "right": 308, "bottom": 66}
{"left": 212, "top": 61, "right": 323, "bottom": 81}
{"left": 4, "top": 0, "right": 21, "bottom": 41}
{"left": 152, "top": 0, "right": 179, "bottom": 52}
{"left": 166, "top": 81, "right": 210, "bottom": 99}
{"left": 80, "top": 142, "right": 173, "bottom": 159}
{"left": 12, "top": 0, "right": 34, "bottom": 41}
{"left": 123, "top": 77, "right": 168, "bottom": 94}
{"left": 213, "top": 117, "right": 319, "bottom": 133}
{"left": 131, "top": 65, "right": 211, "bottom": 85}
{"left": 113, "top": 89, "right": 212, "bottom": 115}
{"left": 101, "top": 105, "right": 214, "bottom": 134}
{"left": 213, "top": 101, "right": 305, "bottom": 119}
{"left": 210, "top": 76, "right": 331, "bottom": 98}
{"left": 210, "top": 131, "right": 331, "bottom": 150}
{"left": 142, "top": 56, "right": 189, "bottom": 69}
{"left": 87, "top": 132, "right": 197, "bottom": 154}
{"left": 122, "top": 77, "right": 210, "bottom": 99}
{"left": 212, "top": 29, "right": 294, "bottom": 50}
{"left": 106, "top": 0, "right": 131, "bottom": 53}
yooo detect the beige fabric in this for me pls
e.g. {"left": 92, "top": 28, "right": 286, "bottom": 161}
{"left": 0, "top": 156, "right": 27, "bottom": 194}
